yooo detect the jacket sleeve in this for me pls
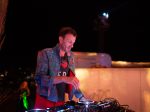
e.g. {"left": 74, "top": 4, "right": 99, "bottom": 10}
{"left": 68, "top": 57, "right": 84, "bottom": 99}
{"left": 34, "top": 50, "right": 54, "bottom": 90}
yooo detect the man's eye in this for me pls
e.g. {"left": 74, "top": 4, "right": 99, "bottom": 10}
{"left": 65, "top": 40, "right": 74, "bottom": 44}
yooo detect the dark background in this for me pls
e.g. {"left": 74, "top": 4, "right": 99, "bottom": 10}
{"left": 0, "top": 1, "right": 149, "bottom": 111}
{"left": 0, "top": 0, "right": 149, "bottom": 69}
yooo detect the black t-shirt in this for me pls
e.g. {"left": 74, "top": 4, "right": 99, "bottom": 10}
{"left": 56, "top": 53, "right": 69, "bottom": 101}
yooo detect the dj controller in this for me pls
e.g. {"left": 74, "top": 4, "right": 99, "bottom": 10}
{"left": 26, "top": 98, "right": 131, "bottom": 112}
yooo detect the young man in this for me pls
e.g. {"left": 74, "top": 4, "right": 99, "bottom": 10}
{"left": 34, "top": 27, "right": 86, "bottom": 109}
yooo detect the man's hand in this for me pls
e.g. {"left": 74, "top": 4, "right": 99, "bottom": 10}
{"left": 79, "top": 96, "right": 92, "bottom": 102}
{"left": 53, "top": 76, "right": 79, "bottom": 90}
{"left": 63, "top": 77, "right": 80, "bottom": 90}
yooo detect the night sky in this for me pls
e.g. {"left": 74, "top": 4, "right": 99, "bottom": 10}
{"left": 0, "top": 0, "right": 149, "bottom": 69}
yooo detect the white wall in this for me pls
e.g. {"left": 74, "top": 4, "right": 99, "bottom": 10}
{"left": 74, "top": 68, "right": 150, "bottom": 112}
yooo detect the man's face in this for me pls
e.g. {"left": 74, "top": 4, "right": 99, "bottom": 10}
{"left": 59, "top": 33, "right": 76, "bottom": 52}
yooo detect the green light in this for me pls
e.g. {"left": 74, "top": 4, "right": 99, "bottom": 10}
{"left": 22, "top": 91, "right": 28, "bottom": 110}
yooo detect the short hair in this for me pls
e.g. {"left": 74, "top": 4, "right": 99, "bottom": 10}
{"left": 58, "top": 27, "right": 77, "bottom": 38}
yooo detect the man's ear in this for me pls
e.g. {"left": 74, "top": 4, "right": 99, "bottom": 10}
{"left": 59, "top": 36, "right": 63, "bottom": 44}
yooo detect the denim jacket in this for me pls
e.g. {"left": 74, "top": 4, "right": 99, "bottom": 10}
{"left": 35, "top": 44, "right": 83, "bottom": 102}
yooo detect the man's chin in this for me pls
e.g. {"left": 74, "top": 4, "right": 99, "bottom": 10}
{"left": 66, "top": 48, "right": 71, "bottom": 52}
